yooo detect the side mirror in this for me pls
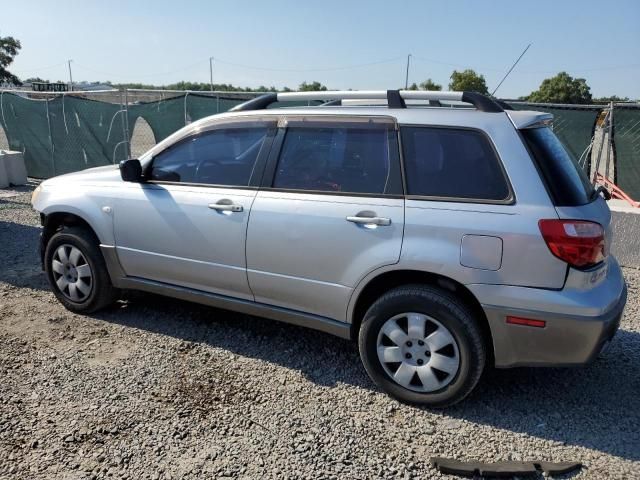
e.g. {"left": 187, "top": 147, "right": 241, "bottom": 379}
{"left": 120, "top": 159, "right": 143, "bottom": 182}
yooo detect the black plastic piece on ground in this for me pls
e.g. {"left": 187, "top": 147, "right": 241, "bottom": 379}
{"left": 430, "top": 457, "right": 582, "bottom": 478}
{"left": 229, "top": 93, "right": 278, "bottom": 112}
{"left": 387, "top": 90, "right": 406, "bottom": 109}
{"left": 461, "top": 91, "right": 504, "bottom": 113}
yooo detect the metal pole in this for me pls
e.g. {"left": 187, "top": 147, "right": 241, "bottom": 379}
{"left": 209, "top": 57, "right": 214, "bottom": 92}
{"left": 67, "top": 60, "right": 73, "bottom": 92}
{"left": 121, "top": 89, "right": 131, "bottom": 160}
{"left": 404, "top": 54, "right": 411, "bottom": 89}
{"left": 605, "top": 101, "right": 613, "bottom": 180}
{"left": 45, "top": 96, "right": 55, "bottom": 175}
{"left": 592, "top": 109, "right": 608, "bottom": 183}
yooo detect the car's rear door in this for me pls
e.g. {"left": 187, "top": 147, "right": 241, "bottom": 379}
{"left": 245, "top": 116, "right": 404, "bottom": 321}
{"left": 113, "top": 119, "right": 276, "bottom": 299}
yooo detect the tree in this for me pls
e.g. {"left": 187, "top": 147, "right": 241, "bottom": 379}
{"left": 448, "top": 69, "right": 488, "bottom": 94}
{"left": 298, "top": 81, "right": 328, "bottom": 91}
{"left": 593, "top": 95, "right": 630, "bottom": 103}
{"left": 23, "top": 77, "right": 47, "bottom": 84}
{"left": 408, "top": 79, "right": 442, "bottom": 91}
{"left": 0, "top": 35, "right": 22, "bottom": 85}
{"left": 419, "top": 78, "right": 442, "bottom": 91}
{"left": 527, "top": 72, "right": 592, "bottom": 104}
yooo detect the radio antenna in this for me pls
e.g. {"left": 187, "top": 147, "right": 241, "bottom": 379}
{"left": 491, "top": 43, "right": 532, "bottom": 97}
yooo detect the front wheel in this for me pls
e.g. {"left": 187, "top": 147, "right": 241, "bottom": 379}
{"left": 358, "top": 285, "right": 485, "bottom": 407}
{"left": 44, "top": 226, "right": 118, "bottom": 313}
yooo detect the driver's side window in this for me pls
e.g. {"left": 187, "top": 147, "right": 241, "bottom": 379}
{"left": 149, "top": 124, "right": 271, "bottom": 187}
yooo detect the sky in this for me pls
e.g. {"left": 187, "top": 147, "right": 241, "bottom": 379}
{"left": 2, "top": 0, "right": 639, "bottom": 99}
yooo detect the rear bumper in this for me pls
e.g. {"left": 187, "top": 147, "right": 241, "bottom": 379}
{"left": 469, "top": 257, "right": 627, "bottom": 367}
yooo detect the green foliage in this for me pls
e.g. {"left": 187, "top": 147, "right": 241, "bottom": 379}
{"left": 23, "top": 77, "right": 47, "bottom": 84}
{"left": 527, "top": 72, "right": 592, "bottom": 104}
{"left": 298, "top": 81, "right": 328, "bottom": 91}
{"left": 593, "top": 95, "right": 630, "bottom": 103}
{"left": 419, "top": 79, "right": 442, "bottom": 91}
{"left": 408, "top": 79, "right": 442, "bottom": 91}
{"left": 113, "top": 81, "right": 291, "bottom": 92}
{"left": 0, "top": 35, "right": 22, "bottom": 85}
{"left": 448, "top": 69, "right": 488, "bottom": 94}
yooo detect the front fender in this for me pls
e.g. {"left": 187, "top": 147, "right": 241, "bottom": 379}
{"left": 33, "top": 185, "right": 115, "bottom": 246}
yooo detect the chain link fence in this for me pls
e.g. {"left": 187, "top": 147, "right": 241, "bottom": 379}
{"left": 0, "top": 88, "right": 639, "bottom": 199}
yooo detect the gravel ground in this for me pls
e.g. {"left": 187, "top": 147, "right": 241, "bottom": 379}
{"left": 1, "top": 184, "right": 639, "bottom": 480}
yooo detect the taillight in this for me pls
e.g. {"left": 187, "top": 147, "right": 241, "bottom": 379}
{"left": 538, "top": 219, "right": 606, "bottom": 269}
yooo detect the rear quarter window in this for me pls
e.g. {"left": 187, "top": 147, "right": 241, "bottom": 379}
{"left": 521, "top": 126, "right": 595, "bottom": 206}
{"left": 400, "top": 126, "right": 511, "bottom": 201}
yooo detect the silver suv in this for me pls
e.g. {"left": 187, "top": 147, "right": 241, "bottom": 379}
{"left": 31, "top": 90, "right": 627, "bottom": 406}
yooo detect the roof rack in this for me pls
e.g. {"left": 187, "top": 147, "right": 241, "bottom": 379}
{"left": 229, "top": 89, "right": 504, "bottom": 113}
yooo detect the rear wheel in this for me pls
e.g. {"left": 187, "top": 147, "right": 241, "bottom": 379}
{"left": 358, "top": 284, "right": 485, "bottom": 407}
{"left": 44, "top": 227, "right": 118, "bottom": 313}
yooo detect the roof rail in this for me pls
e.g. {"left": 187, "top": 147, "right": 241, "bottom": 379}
{"left": 229, "top": 89, "right": 504, "bottom": 113}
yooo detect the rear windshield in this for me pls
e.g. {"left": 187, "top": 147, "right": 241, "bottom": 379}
{"left": 521, "top": 127, "right": 595, "bottom": 206}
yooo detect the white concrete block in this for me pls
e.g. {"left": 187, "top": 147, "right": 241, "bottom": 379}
{"left": 0, "top": 150, "right": 27, "bottom": 186}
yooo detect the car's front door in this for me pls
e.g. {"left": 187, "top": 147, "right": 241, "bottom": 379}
{"left": 245, "top": 116, "right": 404, "bottom": 321}
{"left": 113, "top": 119, "right": 276, "bottom": 299}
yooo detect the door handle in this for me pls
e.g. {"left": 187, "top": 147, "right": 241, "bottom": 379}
{"left": 346, "top": 215, "right": 391, "bottom": 226}
{"left": 208, "top": 203, "right": 244, "bottom": 213}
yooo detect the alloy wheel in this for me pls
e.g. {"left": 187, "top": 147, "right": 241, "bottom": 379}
{"left": 51, "top": 244, "right": 93, "bottom": 303}
{"left": 376, "top": 312, "right": 460, "bottom": 393}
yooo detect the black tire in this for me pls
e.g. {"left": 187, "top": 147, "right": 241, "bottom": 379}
{"left": 44, "top": 226, "right": 118, "bottom": 313}
{"left": 358, "top": 284, "right": 485, "bottom": 408}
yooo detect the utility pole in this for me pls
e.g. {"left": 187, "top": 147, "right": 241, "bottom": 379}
{"left": 404, "top": 54, "right": 412, "bottom": 89}
{"left": 209, "top": 57, "right": 214, "bottom": 92}
{"left": 67, "top": 59, "right": 73, "bottom": 91}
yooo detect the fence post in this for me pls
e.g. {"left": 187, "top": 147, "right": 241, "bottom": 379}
{"left": 184, "top": 92, "right": 189, "bottom": 125}
{"left": 121, "top": 88, "right": 131, "bottom": 159}
{"left": 605, "top": 101, "right": 613, "bottom": 181}
{"left": 45, "top": 95, "right": 56, "bottom": 176}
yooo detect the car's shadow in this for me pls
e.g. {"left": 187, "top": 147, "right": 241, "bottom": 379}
{"left": 93, "top": 292, "right": 640, "bottom": 463}
{"left": 0, "top": 220, "right": 49, "bottom": 291}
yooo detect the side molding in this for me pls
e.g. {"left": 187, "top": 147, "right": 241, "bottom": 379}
{"left": 118, "top": 276, "right": 352, "bottom": 339}
{"left": 99, "top": 247, "right": 351, "bottom": 340}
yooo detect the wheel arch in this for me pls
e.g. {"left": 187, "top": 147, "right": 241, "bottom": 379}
{"left": 349, "top": 269, "right": 495, "bottom": 366}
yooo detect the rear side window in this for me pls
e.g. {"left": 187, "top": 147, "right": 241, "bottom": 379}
{"left": 521, "top": 127, "right": 595, "bottom": 206}
{"left": 401, "top": 127, "right": 510, "bottom": 201}
{"left": 149, "top": 125, "right": 269, "bottom": 186}
{"left": 273, "top": 125, "right": 400, "bottom": 195}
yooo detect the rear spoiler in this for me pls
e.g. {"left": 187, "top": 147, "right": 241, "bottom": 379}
{"left": 506, "top": 110, "right": 553, "bottom": 129}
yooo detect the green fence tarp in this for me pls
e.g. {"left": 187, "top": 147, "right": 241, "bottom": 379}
{"left": 612, "top": 107, "right": 640, "bottom": 200}
{"left": 508, "top": 102, "right": 601, "bottom": 162}
{"left": 0, "top": 92, "right": 126, "bottom": 177}
{"left": 0, "top": 93, "right": 52, "bottom": 178}
{"left": 0, "top": 92, "right": 249, "bottom": 178}
{"left": 126, "top": 93, "right": 247, "bottom": 145}
{"left": 1, "top": 92, "right": 638, "bottom": 201}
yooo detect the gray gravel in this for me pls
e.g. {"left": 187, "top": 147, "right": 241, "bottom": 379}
{"left": 1, "top": 184, "right": 639, "bottom": 479}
